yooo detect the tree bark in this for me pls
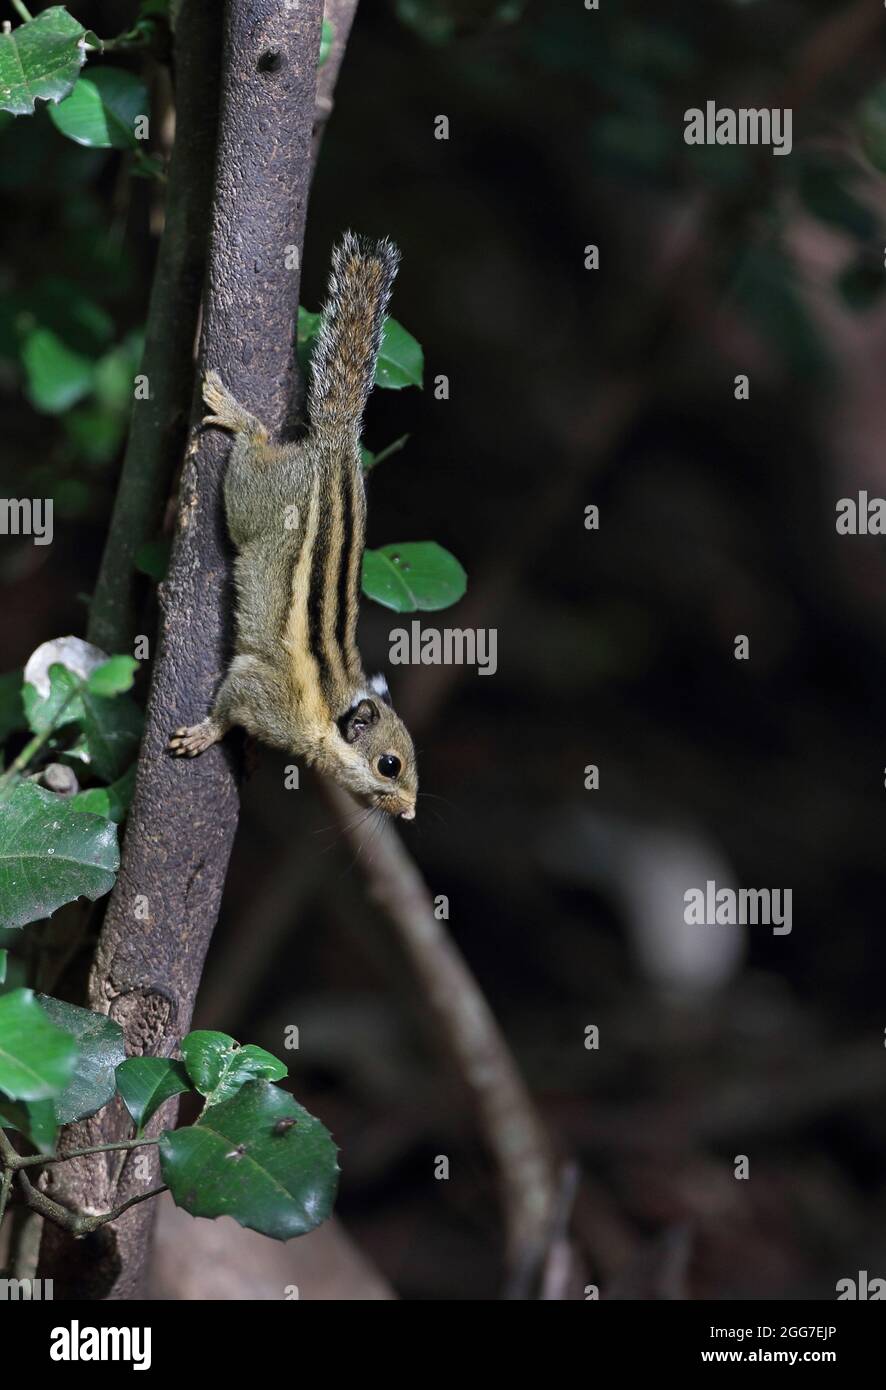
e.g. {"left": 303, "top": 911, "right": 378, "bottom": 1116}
{"left": 38, "top": 0, "right": 325, "bottom": 1299}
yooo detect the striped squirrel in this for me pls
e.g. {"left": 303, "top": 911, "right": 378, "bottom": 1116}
{"left": 168, "top": 233, "right": 418, "bottom": 820}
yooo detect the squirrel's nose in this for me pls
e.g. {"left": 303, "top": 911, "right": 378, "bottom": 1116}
{"left": 399, "top": 806, "right": 416, "bottom": 821}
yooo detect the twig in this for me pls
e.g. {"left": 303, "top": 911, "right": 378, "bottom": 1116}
{"left": 18, "top": 1169, "right": 166, "bottom": 1235}
{"left": 320, "top": 780, "right": 558, "bottom": 1286}
{"left": 13, "top": 1136, "right": 162, "bottom": 1169}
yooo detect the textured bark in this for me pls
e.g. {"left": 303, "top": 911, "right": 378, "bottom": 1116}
{"left": 38, "top": 0, "right": 325, "bottom": 1299}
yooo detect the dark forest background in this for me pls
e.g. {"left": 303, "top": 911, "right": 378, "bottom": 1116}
{"left": 4, "top": 0, "right": 886, "bottom": 1298}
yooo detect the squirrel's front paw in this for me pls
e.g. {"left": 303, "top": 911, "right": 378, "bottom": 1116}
{"left": 168, "top": 718, "right": 221, "bottom": 757}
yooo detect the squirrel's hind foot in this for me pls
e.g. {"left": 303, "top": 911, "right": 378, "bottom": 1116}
{"left": 168, "top": 717, "right": 224, "bottom": 757}
{"left": 201, "top": 371, "right": 267, "bottom": 441}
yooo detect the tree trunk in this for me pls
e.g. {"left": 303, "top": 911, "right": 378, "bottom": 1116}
{"left": 38, "top": 0, "right": 325, "bottom": 1299}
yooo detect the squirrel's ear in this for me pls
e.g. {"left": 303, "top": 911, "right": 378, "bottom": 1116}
{"left": 340, "top": 698, "right": 380, "bottom": 743}
{"left": 369, "top": 673, "right": 392, "bottom": 706}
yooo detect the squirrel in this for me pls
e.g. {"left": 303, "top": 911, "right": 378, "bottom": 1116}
{"left": 168, "top": 233, "right": 418, "bottom": 821}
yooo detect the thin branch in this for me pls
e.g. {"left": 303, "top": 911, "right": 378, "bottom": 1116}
{"left": 0, "top": 1166, "right": 11, "bottom": 1228}
{"left": 320, "top": 780, "right": 558, "bottom": 1286}
{"left": 17, "top": 1168, "right": 165, "bottom": 1235}
{"left": 14, "top": 1136, "right": 161, "bottom": 1169}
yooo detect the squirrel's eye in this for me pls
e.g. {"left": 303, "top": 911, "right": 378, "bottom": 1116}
{"left": 377, "top": 754, "right": 401, "bottom": 779}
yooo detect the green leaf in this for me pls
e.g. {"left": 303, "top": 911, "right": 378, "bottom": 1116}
{"left": 0, "top": 1095, "right": 58, "bottom": 1153}
{"left": 160, "top": 1080, "right": 338, "bottom": 1240}
{"left": 376, "top": 317, "right": 423, "bottom": 389}
{"left": 79, "top": 686, "right": 143, "bottom": 781}
{"left": 318, "top": 18, "right": 334, "bottom": 67}
{"left": 296, "top": 305, "right": 322, "bottom": 379}
{"left": 362, "top": 541, "right": 467, "bottom": 612}
{"left": 48, "top": 68, "right": 148, "bottom": 150}
{"left": 0, "top": 7, "right": 94, "bottom": 117}
{"left": 0, "top": 671, "right": 25, "bottom": 743}
{"left": 0, "top": 988, "right": 77, "bottom": 1101}
{"left": 180, "top": 1030, "right": 287, "bottom": 1108}
{"left": 0, "top": 948, "right": 6, "bottom": 984}
{"left": 86, "top": 655, "right": 138, "bottom": 697}
{"left": 23, "top": 652, "right": 142, "bottom": 781}
{"left": 22, "top": 663, "right": 83, "bottom": 735}
{"left": 21, "top": 327, "right": 93, "bottom": 414}
{"left": 116, "top": 1056, "right": 191, "bottom": 1131}
{"left": 0, "top": 781, "right": 118, "bottom": 930}
{"left": 93, "top": 331, "right": 142, "bottom": 412}
{"left": 63, "top": 404, "right": 126, "bottom": 466}
{"left": 298, "top": 307, "right": 423, "bottom": 390}
{"left": 23, "top": 664, "right": 80, "bottom": 734}
{"left": 38, "top": 995, "right": 125, "bottom": 1124}
{"left": 70, "top": 763, "right": 136, "bottom": 823}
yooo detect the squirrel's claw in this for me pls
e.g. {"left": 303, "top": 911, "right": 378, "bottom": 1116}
{"left": 168, "top": 719, "right": 221, "bottom": 757}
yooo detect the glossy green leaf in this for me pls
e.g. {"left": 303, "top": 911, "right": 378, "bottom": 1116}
{"left": 21, "top": 327, "right": 93, "bottom": 414}
{"left": 48, "top": 68, "right": 148, "bottom": 150}
{"left": 0, "top": 7, "right": 94, "bottom": 117}
{"left": 375, "top": 317, "right": 423, "bottom": 389}
{"left": 70, "top": 763, "right": 136, "bottom": 823}
{"left": 0, "top": 781, "right": 118, "bottom": 930}
{"left": 0, "top": 988, "right": 77, "bottom": 1101}
{"left": 362, "top": 541, "right": 467, "bottom": 612}
{"left": 23, "top": 656, "right": 142, "bottom": 781}
{"left": 22, "top": 663, "right": 82, "bottom": 736}
{"left": 38, "top": 995, "right": 125, "bottom": 1124}
{"left": 116, "top": 1056, "right": 191, "bottom": 1131}
{"left": 298, "top": 308, "right": 422, "bottom": 390}
{"left": 180, "top": 1030, "right": 287, "bottom": 1107}
{"left": 0, "top": 1095, "right": 58, "bottom": 1153}
{"left": 160, "top": 1080, "right": 338, "bottom": 1239}
{"left": 86, "top": 655, "right": 138, "bottom": 697}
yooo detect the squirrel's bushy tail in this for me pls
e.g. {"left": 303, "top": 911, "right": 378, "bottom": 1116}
{"left": 308, "top": 232, "right": 400, "bottom": 439}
